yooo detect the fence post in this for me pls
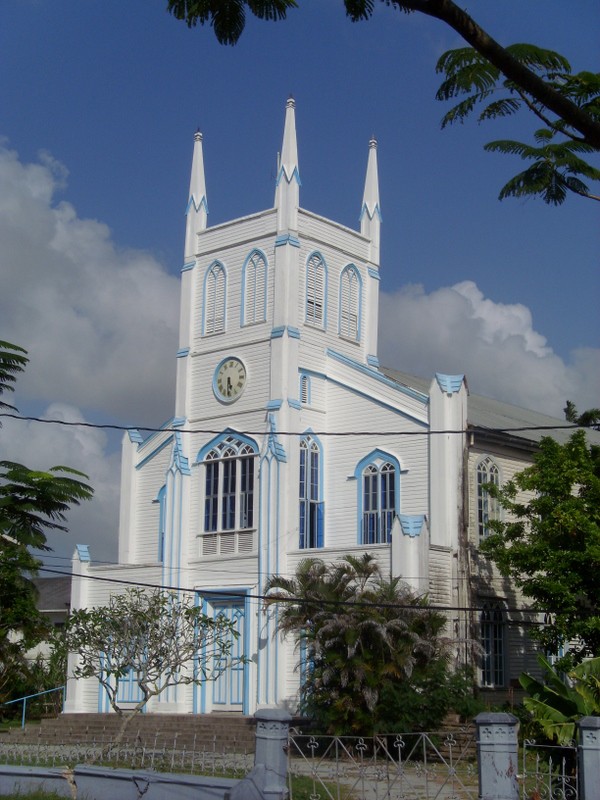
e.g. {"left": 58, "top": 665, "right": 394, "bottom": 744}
{"left": 578, "top": 715, "right": 600, "bottom": 800}
{"left": 226, "top": 707, "right": 292, "bottom": 800}
{"left": 474, "top": 712, "right": 519, "bottom": 800}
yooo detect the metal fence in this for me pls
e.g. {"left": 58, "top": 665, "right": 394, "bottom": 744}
{"left": 288, "top": 730, "right": 478, "bottom": 800}
{"left": 0, "top": 733, "right": 253, "bottom": 779}
{"left": 520, "top": 739, "right": 578, "bottom": 800}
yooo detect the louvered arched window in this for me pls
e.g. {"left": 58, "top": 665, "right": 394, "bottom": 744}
{"left": 242, "top": 250, "right": 267, "bottom": 325}
{"left": 204, "top": 261, "right": 226, "bottom": 335}
{"left": 361, "top": 460, "right": 396, "bottom": 544}
{"left": 339, "top": 265, "right": 361, "bottom": 340}
{"left": 306, "top": 253, "right": 327, "bottom": 327}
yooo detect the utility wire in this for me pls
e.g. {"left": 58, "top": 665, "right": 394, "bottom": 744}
{"left": 0, "top": 412, "right": 580, "bottom": 437}
{"left": 36, "top": 564, "right": 548, "bottom": 619}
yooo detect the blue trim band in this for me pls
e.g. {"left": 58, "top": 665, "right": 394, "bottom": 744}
{"left": 287, "top": 326, "right": 301, "bottom": 339}
{"left": 128, "top": 429, "right": 143, "bottom": 444}
{"left": 435, "top": 373, "right": 464, "bottom": 394}
{"left": 275, "top": 233, "right": 301, "bottom": 248}
{"left": 271, "top": 326, "right": 286, "bottom": 339}
{"left": 367, "top": 355, "right": 380, "bottom": 367}
{"left": 326, "top": 348, "right": 429, "bottom": 405}
{"left": 367, "top": 267, "right": 380, "bottom": 281}
{"left": 181, "top": 261, "right": 195, "bottom": 272}
{"left": 266, "top": 399, "right": 283, "bottom": 410}
{"left": 287, "top": 398, "right": 301, "bottom": 410}
{"left": 276, "top": 165, "right": 301, "bottom": 186}
{"left": 76, "top": 544, "right": 91, "bottom": 562}
{"left": 177, "top": 348, "right": 190, "bottom": 358}
{"left": 399, "top": 514, "right": 426, "bottom": 538}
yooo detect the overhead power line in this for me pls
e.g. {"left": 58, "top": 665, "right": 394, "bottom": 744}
{"left": 0, "top": 412, "right": 580, "bottom": 438}
{"left": 36, "top": 564, "right": 547, "bottom": 619}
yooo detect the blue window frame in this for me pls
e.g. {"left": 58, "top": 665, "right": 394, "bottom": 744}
{"left": 299, "top": 435, "right": 323, "bottom": 549}
{"left": 305, "top": 252, "right": 327, "bottom": 328}
{"left": 355, "top": 451, "right": 400, "bottom": 545}
{"left": 242, "top": 250, "right": 267, "bottom": 326}
{"left": 339, "top": 264, "right": 361, "bottom": 341}
{"left": 201, "top": 435, "right": 257, "bottom": 533}
{"left": 203, "top": 261, "right": 226, "bottom": 335}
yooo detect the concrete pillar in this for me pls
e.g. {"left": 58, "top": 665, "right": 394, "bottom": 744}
{"left": 227, "top": 708, "right": 291, "bottom": 800}
{"left": 578, "top": 715, "right": 600, "bottom": 800}
{"left": 475, "top": 712, "right": 519, "bottom": 800}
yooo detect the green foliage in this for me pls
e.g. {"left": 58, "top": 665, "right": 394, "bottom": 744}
{"left": 265, "top": 554, "right": 472, "bottom": 734}
{"left": 0, "top": 341, "right": 93, "bottom": 700}
{"left": 519, "top": 654, "right": 600, "bottom": 745}
{"left": 167, "top": 0, "right": 298, "bottom": 45}
{"left": 65, "top": 588, "right": 241, "bottom": 743}
{"left": 436, "top": 45, "right": 600, "bottom": 204}
{"left": 481, "top": 431, "right": 600, "bottom": 665}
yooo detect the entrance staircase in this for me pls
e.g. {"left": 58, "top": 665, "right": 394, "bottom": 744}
{"left": 0, "top": 713, "right": 257, "bottom": 753}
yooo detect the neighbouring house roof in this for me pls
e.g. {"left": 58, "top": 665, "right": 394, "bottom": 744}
{"left": 32, "top": 577, "right": 71, "bottom": 614}
{"left": 381, "top": 366, "right": 600, "bottom": 448}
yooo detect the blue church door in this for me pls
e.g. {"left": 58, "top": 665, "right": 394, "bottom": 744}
{"left": 212, "top": 602, "right": 245, "bottom": 710}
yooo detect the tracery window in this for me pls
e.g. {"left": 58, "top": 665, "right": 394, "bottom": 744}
{"left": 242, "top": 250, "right": 267, "bottom": 325}
{"left": 204, "top": 261, "right": 226, "bottom": 335}
{"left": 306, "top": 253, "right": 326, "bottom": 327}
{"left": 299, "top": 435, "right": 323, "bottom": 549}
{"left": 203, "top": 436, "right": 256, "bottom": 532}
{"left": 339, "top": 265, "right": 361, "bottom": 341}
{"left": 361, "top": 460, "right": 396, "bottom": 544}
{"left": 477, "top": 456, "right": 500, "bottom": 538}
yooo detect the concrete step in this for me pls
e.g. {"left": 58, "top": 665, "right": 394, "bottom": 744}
{"left": 0, "top": 713, "right": 257, "bottom": 751}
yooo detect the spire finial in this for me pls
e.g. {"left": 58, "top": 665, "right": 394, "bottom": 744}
{"left": 275, "top": 97, "right": 300, "bottom": 231}
{"left": 184, "top": 128, "right": 208, "bottom": 260}
{"left": 360, "top": 134, "right": 381, "bottom": 264}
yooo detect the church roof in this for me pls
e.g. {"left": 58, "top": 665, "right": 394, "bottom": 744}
{"left": 380, "top": 366, "right": 600, "bottom": 447}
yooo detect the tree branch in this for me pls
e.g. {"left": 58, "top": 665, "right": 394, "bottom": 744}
{"left": 402, "top": 0, "right": 600, "bottom": 148}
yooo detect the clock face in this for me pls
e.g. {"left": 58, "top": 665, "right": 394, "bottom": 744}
{"left": 214, "top": 357, "right": 247, "bottom": 403}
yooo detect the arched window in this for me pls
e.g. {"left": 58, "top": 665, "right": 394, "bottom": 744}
{"left": 306, "top": 253, "right": 327, "bottom": 327}
{"left": 355, "top": 451, "right": 399, "bottom": 545}
{"left": 480, "top": 601, "right": 506, "bottom": 687}
{"left": 477, "top": 456, "right": 500, "bottom": 538}
{"left": 299, "top": 435, "right": 323, "bottom": 549}
{"left": 204, "top": 261, "right": 226, "bottom": 335}
{"left": 201, "top": 435, "right": 256, "bottom": 532}
{"left": 339, "top": 265, "right": 361, "bottom": 341}
{"left": 242, "top": 250, "right": 267, "bottom": 325}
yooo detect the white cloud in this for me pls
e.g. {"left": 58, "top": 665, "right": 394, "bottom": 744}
{"left": 379, "top": 282, "right": 600, "bottom": 417}
{"left": 0, "top": 143, "right": 179, "bottom": 426}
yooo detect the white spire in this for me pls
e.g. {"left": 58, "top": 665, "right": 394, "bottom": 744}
{"left": 360, "top": 136, "right": 381, "bottom": 264}
{"left": 184, "top": 130, "right": 208, "bottom": 261}
{"left": 275, "top": 97, "right": 300, "bottom": 233}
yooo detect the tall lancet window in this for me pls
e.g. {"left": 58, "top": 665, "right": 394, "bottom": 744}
{"left": 339, "top": 265, "right": 361, "bottom": 341}
{"left": 480, "top": 601, "right": 506, "bottom": 687}
{"left": 477, "top": 456, "right": 500, "bottom": 538}
{"left": 202, "top": 435, "right": 256, "bottom": 533}
{"left": 242, "top": 250, "right": 267, "bottom": 326}
{"left": 305, "top": 253, "right": 327, "bottom": 328}
{"left": 355, "top": 451, "right": 400, "bottom": 545}
{"left": 204, "top": 261, "right": 226, "bottom": 335}
{"left": 299, "top": 435, "right": 323, "bottom": 549}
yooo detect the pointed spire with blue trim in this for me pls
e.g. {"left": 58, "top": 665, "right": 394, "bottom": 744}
{"left": 275, "top": 96, "right": 300, "bottom": 233}
{"left": 360, "top": 136, "right": 381, "bottom": 265}
{"left": 184, "top": 130, "right": 208, "bottom": 261}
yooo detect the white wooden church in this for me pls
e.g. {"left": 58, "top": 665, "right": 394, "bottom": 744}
{"left": 66, "top": 99, "right": 576, "bottom": 716}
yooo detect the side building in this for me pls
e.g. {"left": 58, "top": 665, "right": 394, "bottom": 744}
{"left": 66, "top": 100, "right": 590, "bottom": 716}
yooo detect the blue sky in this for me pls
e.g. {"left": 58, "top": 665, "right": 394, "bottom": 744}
{"left": 1, "top": 1, "right": 598, "bottom": 562}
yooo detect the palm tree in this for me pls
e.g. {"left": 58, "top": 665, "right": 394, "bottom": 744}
{"left": 265, "top": 554, "right": 448, "bottom": 733}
